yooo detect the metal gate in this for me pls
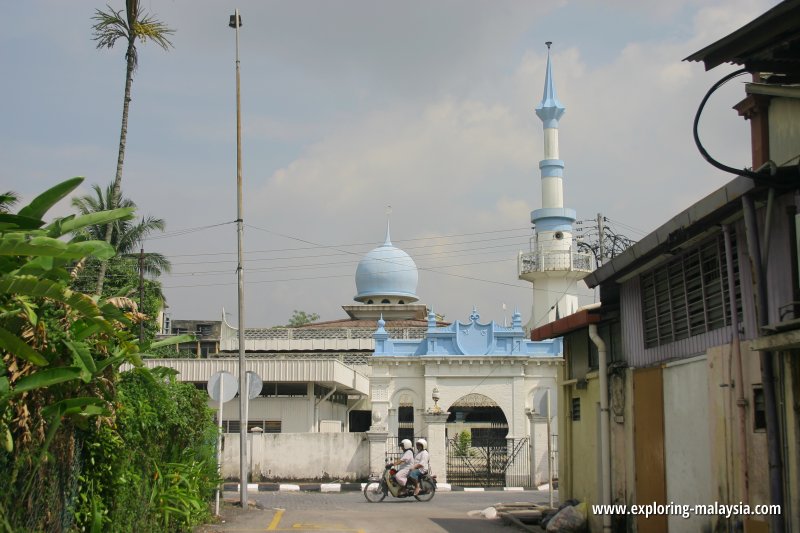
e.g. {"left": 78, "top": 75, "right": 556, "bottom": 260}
{"left": 446, "top": 436, "right": 530, "bottom": 487}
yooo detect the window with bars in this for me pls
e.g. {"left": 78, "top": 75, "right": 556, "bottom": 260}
{"left": 398, "top": 405, "right": 414, "bottom": 441}
{"left": 571, "top": 398, "right": 581, "bottom": 421}
{"left": 641, "top": 234, "right": 742, "bottom": 348}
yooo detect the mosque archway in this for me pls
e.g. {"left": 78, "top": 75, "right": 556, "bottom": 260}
{"left": 446, "top": 393, "right": 508, "bottom": 444}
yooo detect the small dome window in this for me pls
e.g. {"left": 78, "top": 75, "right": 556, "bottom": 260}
{"left": 398, "top": 300, "right": 405, "bottom": 304}
{"left": 367, "top": 300, "right": 374, "bottom": 304}
{"left": 381, "top": 299, "right": 390, "bottom": 304}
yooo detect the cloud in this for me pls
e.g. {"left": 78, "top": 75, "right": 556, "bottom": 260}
{"left": 2, "top": 0, "right": 783, "bottom": 327}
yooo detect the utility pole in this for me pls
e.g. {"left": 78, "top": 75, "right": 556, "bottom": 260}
{"left": 597, "top": 212, "right": 605, "bottom": 267}
{"left": 229, "top": 8, "right": 248, "bottom": 509}
{"left": 139, "top": 247, "right": 144, "bottom": 343}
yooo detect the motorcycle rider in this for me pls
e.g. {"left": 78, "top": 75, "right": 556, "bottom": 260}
{"left": 408, "top": 438, "right": 430, "bottom": 496}
{"left": 392, "top": 439, "right": 414, "bottom": 490}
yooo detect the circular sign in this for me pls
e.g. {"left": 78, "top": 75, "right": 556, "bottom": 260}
{"left": 208, "top": 371, "right": 238, "bottom": 403}
{"left": 246, "top": 370, "right": 262, "bottom": 400}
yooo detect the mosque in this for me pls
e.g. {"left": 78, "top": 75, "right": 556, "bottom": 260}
{"left": 146, "top": 45, "right": 587, "bottom": 486}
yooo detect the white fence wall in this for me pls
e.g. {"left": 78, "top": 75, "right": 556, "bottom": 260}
{"left": 222, "top": 432, "right": 369, "bottom": 481}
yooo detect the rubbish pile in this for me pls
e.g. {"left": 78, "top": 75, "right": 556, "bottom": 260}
{"left": 493, "top": 499, "right": 588, "bottom": 532}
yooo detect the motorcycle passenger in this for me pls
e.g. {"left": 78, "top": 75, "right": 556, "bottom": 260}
{"left": 408, "top": 438, "right": 430, "bottom": 496}
{"left": 393, "top": 439, "right": 414, "bottom": 489}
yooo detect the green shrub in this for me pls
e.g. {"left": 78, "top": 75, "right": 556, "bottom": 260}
{"left": 74, "top": 368, "right": 218, "bottom": 532}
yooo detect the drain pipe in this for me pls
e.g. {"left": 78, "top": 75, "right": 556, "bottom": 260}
{"left": 314, "top": 386, "right": 338, "bottom": 432}
{"left": 742, "top": 194, "right": 785, "bottom": 533}
{"left": 722, "top": 224, "right": 749, "bottom": 509}
{"left": 588, "top": 324, "right": 611, "bottom": 532}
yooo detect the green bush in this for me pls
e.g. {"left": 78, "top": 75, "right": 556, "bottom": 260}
{"left": 74, "top": 368, "right": 218, "bottom": 532}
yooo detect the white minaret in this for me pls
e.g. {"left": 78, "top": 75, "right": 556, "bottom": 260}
{"left": 518, "top": 43, "right": 593, "bottom": 331}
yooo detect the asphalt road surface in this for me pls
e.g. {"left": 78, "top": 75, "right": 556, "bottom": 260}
{"left": 198, "top": 489, "right": 554, "bottom": 533}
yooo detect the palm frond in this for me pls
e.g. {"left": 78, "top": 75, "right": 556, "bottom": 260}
{"left": 132, "top": 14, "right": 174, "bottom": 51}
{"left": 69, "top": 183, "right": 171, "bottom": 268}
{"left": 91, "top": 6, "right": 130, "bottom": 50}
{"left": 0, "top": 191, "right": 20, "bottom": 213}
{"left": 92, "top": 3, "right": 173, "bottom": 71}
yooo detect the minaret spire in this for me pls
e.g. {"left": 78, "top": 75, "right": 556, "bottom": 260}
{"left": 535, "top": 42, "right": 565, "bottom": 129}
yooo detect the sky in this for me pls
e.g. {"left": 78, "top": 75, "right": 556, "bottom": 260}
{"left": 1, "top": 0, "right": 780, "bottom": 329}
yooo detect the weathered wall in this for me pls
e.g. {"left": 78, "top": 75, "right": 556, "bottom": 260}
{"left": 222, "top": 432, "right": 369, "bottom": 481}
{"left": 558, "top": 344, "right": 602, "bottom": 529}
{"left": 663, "top": 356, "right": 712, "bottom": 533}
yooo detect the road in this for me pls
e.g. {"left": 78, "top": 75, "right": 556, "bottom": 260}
{"left": 198, "top": 489, "right": 554, "bottom": 533}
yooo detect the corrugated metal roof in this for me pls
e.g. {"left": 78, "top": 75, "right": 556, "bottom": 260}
{"left": 685, "top": 0, "right": 800, "bottom": 80}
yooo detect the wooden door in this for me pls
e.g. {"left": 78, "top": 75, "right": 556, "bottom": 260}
{"left": 633, "top": 366, "right": 667, "bottom": 532}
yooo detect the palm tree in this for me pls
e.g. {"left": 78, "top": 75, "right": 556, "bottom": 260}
{"left": 92, "top": 1, "right": 174, "bottom": 294}
{"left": 71, "top": 183, "right": 171, "bottom": 290}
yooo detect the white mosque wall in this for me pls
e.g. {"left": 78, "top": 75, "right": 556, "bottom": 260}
{"left": 372, "top": 357, "right": 561, "bottom": 440}
{"left": 222, "top": 432, "right": 369, "bottom": 481}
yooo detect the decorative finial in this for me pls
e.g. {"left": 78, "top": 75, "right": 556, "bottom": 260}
{"left": 377, "top": 313, "right": 386, "bottom": 329}
{"left": 427, "top": 309, "right": 437, "bottom": 329}
{"left": 430, "top": 386, "right": 442, "bottom": 414}
{"left": 470, "top": 306, "right": 480, "bottom": 323}
{"left": 545, "top": 41, "right": 552, "bottom": 49}
{"left": 512, "top": 307, "right": 522, "bottom": 329}
{"left": 384, "top": 205, "right": 392, "bottom": 246}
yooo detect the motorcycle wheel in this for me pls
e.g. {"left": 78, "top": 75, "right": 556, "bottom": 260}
{"left": 363, "top": 481, "right": 386, "bottom": 503}
{"left": 414, "top": 479, "right": 436, "bottom": 502}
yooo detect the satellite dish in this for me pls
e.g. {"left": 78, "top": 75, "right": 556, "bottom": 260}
{"left": 245, "top": 371, "right": 262, "bottom": 400}
{"left": 208, "top": 371, "right": 238, "bottom": 403}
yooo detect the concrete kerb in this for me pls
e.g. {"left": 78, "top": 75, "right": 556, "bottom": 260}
{"left": 224, "top": 483, "right": 533, "bottom": 493}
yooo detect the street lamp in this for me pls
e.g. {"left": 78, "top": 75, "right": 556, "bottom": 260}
{"left": 229, "top": 8, "right": 248, "bottom": 510}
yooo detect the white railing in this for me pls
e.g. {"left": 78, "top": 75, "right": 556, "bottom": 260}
{"left": 518, "top": 249, "right": 594, "bottom": 275}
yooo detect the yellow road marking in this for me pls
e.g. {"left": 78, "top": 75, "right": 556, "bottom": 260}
{"left": 267, "top": 509, "right": 285, "bottom": 530}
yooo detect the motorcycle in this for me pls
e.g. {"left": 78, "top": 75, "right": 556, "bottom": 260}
{"left": 363, "top": 464, "right": 436, "bottom": 503}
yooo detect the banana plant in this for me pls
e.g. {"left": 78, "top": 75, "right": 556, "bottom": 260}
{"left": 0, "top": 177, "right": 139, "bottom": 452}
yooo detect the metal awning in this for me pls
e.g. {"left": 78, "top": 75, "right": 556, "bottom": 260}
{"left": 130, "top": 358, "right": 370, "bottom": 395}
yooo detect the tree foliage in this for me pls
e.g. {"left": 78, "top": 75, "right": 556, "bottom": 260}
{"left": 287, "top": 309, "right": 320, "bottom": 327}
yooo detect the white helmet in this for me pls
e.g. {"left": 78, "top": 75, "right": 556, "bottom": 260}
{"left": 416, "top": 438, "right": 427, "bottom": 450}
{"left": 400, "top": 439, "right": 413, "bottom": 450}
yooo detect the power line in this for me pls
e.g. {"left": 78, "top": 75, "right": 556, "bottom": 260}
{"left": 160, "top": 232, "right": 532, "bottom": 265}
{"left": 167, "top": 239, "right": 529, "bottom": 270}
{"left": 158, "top": 226, "right": 531, "bottom": 258}
{"left": 142, "top": 220, "right": 236, "bottom": 241}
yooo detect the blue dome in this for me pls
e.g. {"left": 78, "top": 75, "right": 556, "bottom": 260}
{"left": 355, "top": 228, "right": 418, "bottom": 303}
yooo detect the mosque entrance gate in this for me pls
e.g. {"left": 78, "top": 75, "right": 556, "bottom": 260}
{"left": 444, "top": 393, "right": 530, "bottom": 487}
{"left": 446, "top": 431, "right": 530, "bottom": 487}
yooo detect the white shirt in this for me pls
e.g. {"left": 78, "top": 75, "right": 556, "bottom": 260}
{"left": 413, "top": 449, "right": 430, "bottom": 474}
{"left": 397, "top": 449, "right": 414, "bottom": 469}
